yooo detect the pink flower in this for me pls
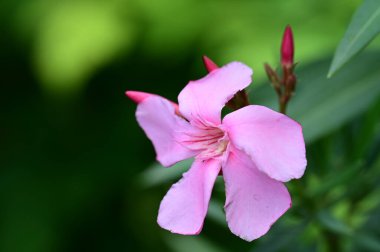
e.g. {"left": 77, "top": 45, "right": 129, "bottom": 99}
{"left": 126, "top": 62, "right": 306, "bottom": 241}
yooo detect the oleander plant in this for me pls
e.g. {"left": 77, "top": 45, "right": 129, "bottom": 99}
{"left": 1, "top": 0, "right": 380, "bottom": 251}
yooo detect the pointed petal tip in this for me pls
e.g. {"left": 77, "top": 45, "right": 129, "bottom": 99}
{"left": 284, "top": 25, "right": 293, "bottom": 40}
{"left": 127, "top": 90, "right": 181, "bottom": 116}
{"left": 125, "top": 90, "right": 151, "bottom": 104}
{"left": 202, "top": 55, "right": 219, "bottom": 72}
{"left": 285, "top": 24, "right": 292, "bottom": 32}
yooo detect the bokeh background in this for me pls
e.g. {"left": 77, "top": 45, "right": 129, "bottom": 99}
{"left": 1, "top": 0, "right": 380, "bottom": 251}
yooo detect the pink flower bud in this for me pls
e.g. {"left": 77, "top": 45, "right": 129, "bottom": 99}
{"left": 202, "top": 55, "right": 219, "bottom": 72}
{"left": 281, "top": 25, "right": 294, "bottom": 66}
{"left": 125, "top": 90, "right": 152, "bottom": 104}
{"left": 126, "top": 90, "right": 181, "bottom": 115}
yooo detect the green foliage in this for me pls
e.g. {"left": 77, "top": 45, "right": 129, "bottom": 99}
{"left": 34, "top": 1, "right": 133, "bottom": 95}
{"left": 8, "top": 0, "right": 363, "bottom": 95}
{"left": 328, "top": 0, "right": 380, "bottom": 77}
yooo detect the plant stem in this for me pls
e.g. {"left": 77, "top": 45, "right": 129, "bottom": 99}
{"left": 280, "top": 98, "right": 287, "bottom": 114}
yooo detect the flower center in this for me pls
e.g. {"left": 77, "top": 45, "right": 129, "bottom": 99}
{"left": 179, "top": 127, "right": 229, "bottom": 160}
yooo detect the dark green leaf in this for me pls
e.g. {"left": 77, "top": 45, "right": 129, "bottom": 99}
{"left": 352, "top": 204, "right": 380, "bottom": 251}
{"left": 252, "top": 222, "right": 306, "bottom": 252}
{"left": 354, "top": 233, "right": 380, "bottom": 252}
{"left": 328, "top": 0, "right": 380, "bottom": 77}
{"left": 317, "top": 211, "right": 352, "bottom": 236}
{"left": 306, "top": 161, "right": 362, "bottom": 197}
{"left": 207, "top": 199, "right": 227, "bottom": 226}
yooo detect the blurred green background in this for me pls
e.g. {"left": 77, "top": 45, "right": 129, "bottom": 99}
{"left": 2, "top": 0, "right": 380, "bottom": 251}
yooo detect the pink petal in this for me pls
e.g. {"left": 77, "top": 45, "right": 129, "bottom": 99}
{"left": 223, "top": 148, "right": 291, "bottom": 241}
{"left": 126, "top": 90, "right": 180, "bottom": 115}
{"left": 178, "top": 62, "right": 252, "bottom": 127}
{"left": 157, "top": 158, "right": 221, "bottom": 234}
{"left": 223, "top": 105, "right": 307, "bottom": 182}
{"left": 136, "top": 96, "right": 197, "bottom": 167}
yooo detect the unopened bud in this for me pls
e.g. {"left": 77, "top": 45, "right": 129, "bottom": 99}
{"left": 281, "top": 25, "right": 294, "bottom": 67}
{"left": 125, "top": 91, "right": 152, "bottom": 104}
{"left": 202, "top": 55, "right": 219, "bottom": 72}
{"left": 126, "top": 90, "right": 181, "bottom": 115}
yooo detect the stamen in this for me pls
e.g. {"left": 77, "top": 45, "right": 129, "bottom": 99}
{"left": 179, "top": 126, "right": 229, "bottom": 160}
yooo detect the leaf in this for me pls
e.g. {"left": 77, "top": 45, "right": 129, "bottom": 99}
{"left": 354, "top": 233, "right": 380, "bottom": 252}
{"left": 306, "top": 161, "right": 362, "bottom": 197}
{"left": 252, "top": 222, "right": 306, "bottom": 252}
{"left": 352, "top": 204, "right": 380, "bottom": 251}
{"left": 317, "top": 210, "right": 353, "bottom": 236}
{"left": 328, "top": 0, "right": 380, "bottom": 77}
{"left": 136, "top": 159, "right": 192, "bottom": 188}
{"left": 251, "top": 52, "right": 380, "bottom": 143}
{"left": 350, "top": 97, "right": 380, "bottom": 161}
{"left": 207, "top": 200, "right": 226, "bottom": 225}
{"left": 164, "top": 235, "right": 228, "bottom": 252}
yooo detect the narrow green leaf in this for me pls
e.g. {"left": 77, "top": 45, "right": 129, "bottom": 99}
{"left": 354, "top": 233, "right": 380, "bottom": 251}
{"left": 306, "top": 161, "right": 362, "bottom": 197}
{"left": 351, "top": 98, "right": 380, "bottom": 160}
{"left": 317, "top": 210, "right": 353, "bottom": 236}
{"left": 352, "top": 204, "right": 380, "bottom": 251}
{"left": 328, "top": 0, "right": 380, "bottom": 77}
